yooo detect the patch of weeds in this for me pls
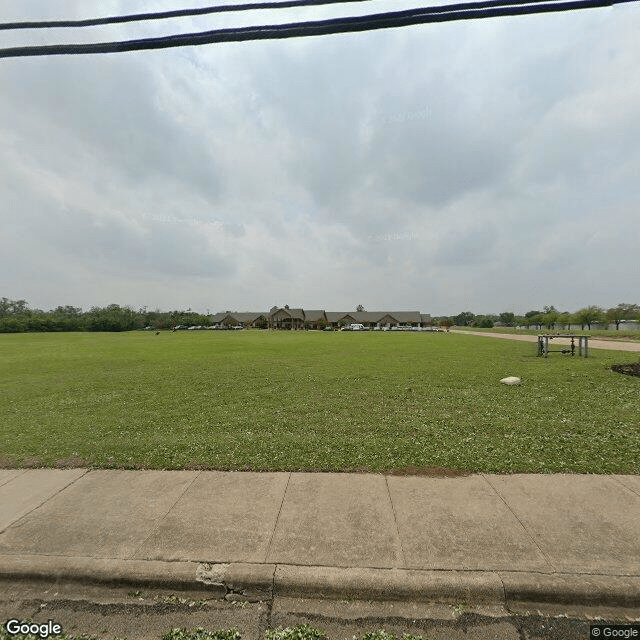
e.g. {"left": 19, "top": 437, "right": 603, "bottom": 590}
{"left": 162, "top": 629, "right": 239, "bottom": 640}
{"left": 158, "top": 595, "right": 207, "bottom": 608}
{"left": 361, "top": 633, "right": 426, "bottom": 640}
{"left": 452, "top": 604, "right": 469, "bottom": 613}
{"left": 611, "top": 362, "right": 640, "bottom": 377}
{"left": 265, "top": 624, "right": 327, "bottom": 640}
{"left": 0, "top": 633, "right": 100, "bottom": 640}
{"left": 127, "top": 590, "right": 143, "bottom": 598}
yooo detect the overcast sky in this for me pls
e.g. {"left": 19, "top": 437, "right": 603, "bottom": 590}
{"left": 1, "top": 0, "right": 638, "bottom": 316}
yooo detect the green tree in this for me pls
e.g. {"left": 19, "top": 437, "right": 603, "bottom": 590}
{"left": 0, "top": 297, "right": 29, "bottom": 316}
{"left": 473, "top": 316, "right": 494, "bottom": 328}
{"left": 543, "top": 305, "right": 559, "bottom": 330}
{"left": 454, "top": 311, "right": 475, "bottom": 326}
{"left": 607, "top": 303, "right": 640, "bottom": 329}
{"left": 499, "top": 312, "right": 515, "bottom": 326}
{"left": 514, "top": 315, "right": 527, "bottom": 328}
{"left": 50, "top": 305, "right": 85, "bottom": 331}
{"left": 356, "top": 304, "right": 364, "bottom": 312}
{"left": 557, "top": 312, "right": 573, "bottom": 330}
{"left": 0, "top": 316, "right": 25, "bottom": 332}
{"left": 575, "top": 306, "right": 604, "bottom": 331}
{"left": 84, "top": 304, "right": 142, "bottom": 332}
{"left": 524, "top": 311, "right": 544, "bottom": 330}
{"left": 607, "top": 306, "right": 624, "bottom": 330}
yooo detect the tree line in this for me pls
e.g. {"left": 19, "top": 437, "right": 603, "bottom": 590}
{"left": 1, "top": 298, "right": 639, "bottom": 333}
{"left": 436, "top": 304, "right": 640, "bottom": 331}
{"left": 0, "top": 298, "right": 211, "bottom": 333}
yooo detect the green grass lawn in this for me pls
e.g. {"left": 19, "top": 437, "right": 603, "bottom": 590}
{"left": 1, "top": 330, "right": 638, "bottom": 473}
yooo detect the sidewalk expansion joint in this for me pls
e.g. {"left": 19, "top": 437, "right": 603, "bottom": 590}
{"left": 481, "top": 474, "right": 556, "bottom": 572}
{"left": 128, "top": 470, "right": 203, "bottom": 560}
{"left": 0, "top": 469, "right": 28, "bottom": 489}
{"left": 610, "top": 475, "right": 640, "bottom": 498}
{"left": 0, "top": 468, "right": 90, "bottom": 535}
{"left": 384, "top": 475, "right": 406, "bottom": 568}
{"left": 264, "top": 471, "right": 291, "bottom": 562}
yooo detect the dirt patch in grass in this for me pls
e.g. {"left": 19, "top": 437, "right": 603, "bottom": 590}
{"left": 611, "top": 362, "right": 640, "bottom": 377}
{"left": 185, "top": 460, "right": 210, "bottom": 470}
{"left": 0, "top": 458, "right": 18, "bottom": 469}
{"left": 22, "top": 457, "right": 44, "bottom": 468}
{"left": 385, "top": 466, "right": 472, "bottom": 477}
{"left": 55, "top": 456, "right": 88, "bottom": 468}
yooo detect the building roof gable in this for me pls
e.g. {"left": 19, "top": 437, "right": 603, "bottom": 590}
{"left": 303, "top": 310, "right": 326, "bottom": 322}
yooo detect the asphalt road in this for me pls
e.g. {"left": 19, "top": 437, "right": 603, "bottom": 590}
{"left": 2, "top": 580, "right": 639, "bottom": 640}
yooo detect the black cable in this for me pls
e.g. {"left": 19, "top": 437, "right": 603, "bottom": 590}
{"left": 0, "top": 0, "right": 635, "bottom": 58}
{"left": 0, "top": 0, "right": 375, "bottom": 31}
{"left": 0, "top": 0, "right": 601, "bottom": 30}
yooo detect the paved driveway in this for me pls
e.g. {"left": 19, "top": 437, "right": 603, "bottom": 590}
{"left": 451, "top": 330, "right": 640, "bottom": 352}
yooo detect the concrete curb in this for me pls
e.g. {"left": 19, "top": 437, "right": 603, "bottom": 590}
{"left": 273, "top": 566, "right": 504, "bottom": 604}
{"left": 499, "top": 571, "right": 640, "bottom": 608}
{"left": 0, "top": 555, "right": 218, "bottom": 594}
{"left": 1, "top": 556, "right": 639, "bottom": 608}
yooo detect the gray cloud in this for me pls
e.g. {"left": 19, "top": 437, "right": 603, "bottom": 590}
{"left": 0, "top": 3, "right": 639, "bottom": 314}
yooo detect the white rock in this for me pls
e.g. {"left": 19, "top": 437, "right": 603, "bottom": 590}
{"left": 500, "top": 376, "right": 521, "bottom": 385}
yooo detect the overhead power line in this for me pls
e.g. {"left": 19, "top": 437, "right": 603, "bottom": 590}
{"left": 0, "top": 0, "right": 375, "bottom": 31}
{"left": 0, "top": 0, "right": 636, "bottom": 58}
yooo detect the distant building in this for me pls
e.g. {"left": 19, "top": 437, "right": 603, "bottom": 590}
{"left": 206, "top": 308, "right": 435, "bottom": 330}
{"left": 209, "top": 307, "right": 433, "bottom": 330}
{"left": 211, "top": 312, "right": 267, "bottom": 328}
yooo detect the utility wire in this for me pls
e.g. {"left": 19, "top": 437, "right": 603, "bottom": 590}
{"left": 0, "top": 0, "right": 375, "bottom": 31}
{"left": 0, "top": 0, "right": 635, "bottom": 58}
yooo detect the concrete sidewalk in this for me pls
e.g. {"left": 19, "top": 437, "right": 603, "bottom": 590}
{"left": 0, "top": 470, "right": 639, "bottom": 609}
